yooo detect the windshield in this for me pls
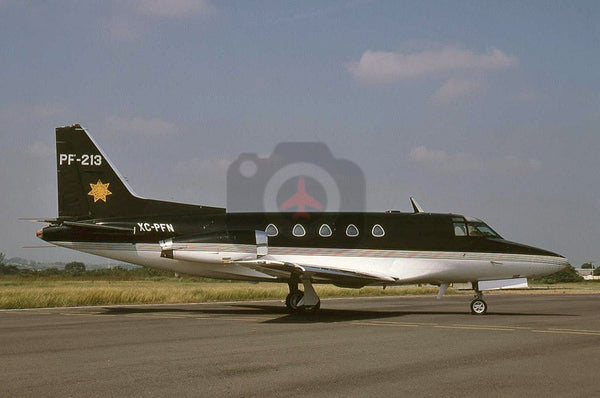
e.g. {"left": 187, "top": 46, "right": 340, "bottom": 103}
{"left": 452, "top": 217, "right": 502, "bottom": 238}
{"left": 467, "top": 222, "right": 502, "bottom": 238}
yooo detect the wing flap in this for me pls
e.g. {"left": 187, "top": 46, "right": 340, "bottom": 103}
{"left": 232, "top": 259, "right": 396, "bottom": 283}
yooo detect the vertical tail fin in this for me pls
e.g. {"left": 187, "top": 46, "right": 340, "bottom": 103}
{"left": 56, "top": 124, "right": 139, "bottom": 219}
{"left": 56, "top": 124, "right": 224, "bottom": 220}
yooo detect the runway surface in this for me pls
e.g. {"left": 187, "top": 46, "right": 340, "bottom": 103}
{"left": 2, "top": 294, "right": 600, "bottom": 397}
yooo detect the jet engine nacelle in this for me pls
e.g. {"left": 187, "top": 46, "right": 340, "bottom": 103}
{"left": 159, "top": 230, "right": 268, "bottom": 263}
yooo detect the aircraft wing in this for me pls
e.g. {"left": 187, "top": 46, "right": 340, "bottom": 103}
{"left": 231, "top": 259, "right": 397, "bottom": 284}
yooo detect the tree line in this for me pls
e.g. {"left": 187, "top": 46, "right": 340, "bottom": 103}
{"left": 0, "top": 253, "right": 173, "bottom": 278}
{"left": 0, "top": 252, "right": 595, "bottom": 282}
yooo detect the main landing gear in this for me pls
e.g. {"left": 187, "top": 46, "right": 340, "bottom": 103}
{"left": 470, "top": 282, "right": 487, "bottom": 315}
{"left": 285, "top": 274, "right": 321, "bottom": 314}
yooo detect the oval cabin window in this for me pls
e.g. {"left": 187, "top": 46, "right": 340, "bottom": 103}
{"left": 265, "top": 224, "right": 278, "bottom": 237}
{"left": 292, "top": 224, "right": 306, "bottom": 237}
{"left": 346, "top": 224, "right": 359, "bottom": 237}
{"left": 319, "top": 224, "right": 332, "bottom": 237}
{"left": 372, "top": 224, "right": 385, "bottom": 237}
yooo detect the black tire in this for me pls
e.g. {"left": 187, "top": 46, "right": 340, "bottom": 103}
{"left": 470, "top": 299, "right": 487, "bottom": 315}
{"left": 287, "top": 291, "right": 304, "bottom": 312}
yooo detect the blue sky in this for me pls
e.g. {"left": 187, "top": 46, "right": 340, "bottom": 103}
{"left": 0, "top": 0, "right": 598, "bottom": 266}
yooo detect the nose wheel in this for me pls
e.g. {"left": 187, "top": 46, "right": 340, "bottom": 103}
{"left": 470, "top": 286, "right": 487, "bottom": 315}
{"left": 470, "top": 298, "right": 487, "bottom": 315}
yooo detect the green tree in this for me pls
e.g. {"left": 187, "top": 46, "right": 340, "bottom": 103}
{"left": 581, "top": 262, "right": 594, "bottom": 269}
{"left": 535, "top": 265, "right": 583, "bottom": 284}
{"left": 0, "top": 253, "right": 20, "bottom": 275}
{"left": 64, "top": 261, "right": 86, "bottom": 274}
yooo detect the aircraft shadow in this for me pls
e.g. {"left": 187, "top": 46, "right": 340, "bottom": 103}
{"left": 100, "top": 304, "right": 575, "bottom": 324}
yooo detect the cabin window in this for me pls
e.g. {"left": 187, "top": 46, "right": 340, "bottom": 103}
{"left": 346, "top": 224, "right": 359, "bottom": 237}
{"left": 292, "top": 224, "right": 306, "bottom": 237}
{"left": 265, "top": 224, "right": 279, "bottom": 237}
{"left": 372, "top": 224, "right": 385, "bottom": 237}
{"left": 319, "top": 224, "right": 332, "bottom": 237}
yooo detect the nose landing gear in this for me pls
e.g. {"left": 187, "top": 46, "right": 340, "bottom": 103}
{"left": 470, "top": 283, "right": 487, "bottom": 315}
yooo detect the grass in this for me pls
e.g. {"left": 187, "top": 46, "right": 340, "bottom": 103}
{"left": 0, "top": 278, "right": 443, "bottom": 309}
{"left": 1, "top": 277, "right": 598, "bottom": 309}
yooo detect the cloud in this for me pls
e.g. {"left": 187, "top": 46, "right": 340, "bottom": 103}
{"left": 0, "top": 103, "right": 68, "bottom": 124}
{"left": 348, "top": 46, "right": 518, "bottom": 84}
{"left": 101, "top": 16, "right": 143, "bottom": 42}
{"left": 433, "top": 78, "right": 483, "bottom": 103}
{"left": 102, "top": 0, "right": 215, "bottom": 42}
{"left": 174, "top": 157, "right": 231, "bottom": 176}
{"left": 25, "top": 141, "right": 54, "bottom": 158}
{"left": 514, "top": 90, "right": 539, "bottom": 102}
{"left": 104, "top": 116, "right": 178, "bottom": 137}
{"left": 408, "top": 146, "right": 542, "bottom": 175}
{"left": 135, "top": 0, "right": 214, "bottom": 19}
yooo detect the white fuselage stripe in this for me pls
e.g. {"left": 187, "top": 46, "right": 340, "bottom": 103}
{"left": 51, "top": 241, "right": 567, "bottom": 266}
{"left": 48, "top": 241, "right": 568, "bottom": 283}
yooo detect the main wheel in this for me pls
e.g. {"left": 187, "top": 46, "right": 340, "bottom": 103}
{"left": 286, "top": 291, "right": 304, "bottom": 312}
{"left": 470, "top": 299, "right": 487, "bottom": 315}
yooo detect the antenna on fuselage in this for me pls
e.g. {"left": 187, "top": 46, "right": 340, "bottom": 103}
{"left": 410, "top": 197, "right": 424, "bottom": 213}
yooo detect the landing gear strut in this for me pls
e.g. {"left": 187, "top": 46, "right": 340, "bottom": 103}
{"left": 470, "top": 282, "right": 487, "bottom": 315}
{"left": 285, "top": 273, "right": 321, "bottom": 313}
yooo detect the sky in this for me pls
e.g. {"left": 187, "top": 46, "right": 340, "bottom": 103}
{"left": 0, "top": 0, "right": 598, "bottom": 266}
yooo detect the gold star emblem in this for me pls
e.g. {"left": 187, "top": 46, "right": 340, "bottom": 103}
{"left": 88, "top": 180, "right": 112, "bottom": 203}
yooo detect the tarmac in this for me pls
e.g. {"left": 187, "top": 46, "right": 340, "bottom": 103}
{"left": 1, "top": 294, "right": 599, "bottom": 397}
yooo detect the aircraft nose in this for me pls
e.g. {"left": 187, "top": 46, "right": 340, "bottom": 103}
{"left": 548, "top": 252, "right": 570, "bottom": 272}
{"left": 558, "top": 256, "right": 571, "bottom": 270}
{"left": 36, "top": 228, "right": 43, "bottom": 238}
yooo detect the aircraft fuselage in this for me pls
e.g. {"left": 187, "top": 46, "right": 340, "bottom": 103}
{"left": 39, "top": 211, "right": 567, "bottom": 285}
{"left": 34, "top": 124, "right": 570, "bottom": 315}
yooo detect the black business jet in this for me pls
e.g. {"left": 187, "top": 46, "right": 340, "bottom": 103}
{"left": 33, "top": 124, "right": 569, "bottom": 315}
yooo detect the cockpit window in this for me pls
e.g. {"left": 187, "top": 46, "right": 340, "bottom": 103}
{"left": 467, "top": 222, "right": 501, "bottom": 238}
{"left": 454, "top": 222, "right": 467, "bottom": 236}
{"left": 453, "top": 216, "right": 501, "bottom": 238}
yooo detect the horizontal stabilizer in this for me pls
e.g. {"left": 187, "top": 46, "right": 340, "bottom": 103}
{"left": 63, "top": 221, "right": 134, "bottom": 232}
{"left": 19, "top": 218, "right": 62, "bottom": 224}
